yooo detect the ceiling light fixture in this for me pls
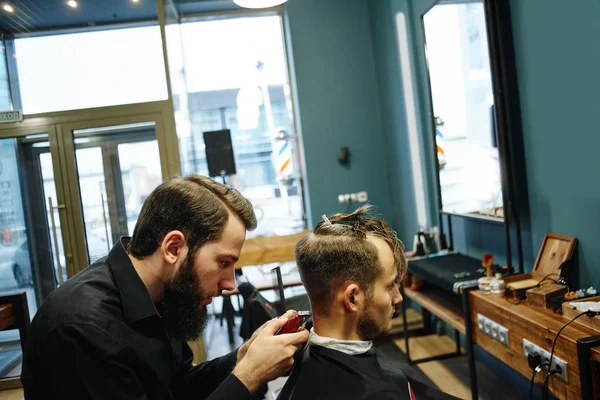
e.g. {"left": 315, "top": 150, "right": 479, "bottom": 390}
{"left": 233, "top": 0, "right": 288, "bottom": 9}
{"left": 131, "top": 0, "right": 140, "bottom": 3}
{"left": 66, "top": 0, "right": 78, "bottom": 8}
{"left": 2, "top": 3, "right": 14, "bottom": 12}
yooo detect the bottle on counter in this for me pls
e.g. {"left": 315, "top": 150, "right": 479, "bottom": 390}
{"left": 490, "top": 273, "right": 505, "bottom": 295}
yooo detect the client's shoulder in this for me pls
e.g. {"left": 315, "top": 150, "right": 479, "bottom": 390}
{"left": 278, "top": 344, "right": 412, "bottom": 400}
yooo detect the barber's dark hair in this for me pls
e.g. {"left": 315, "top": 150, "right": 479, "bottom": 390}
{"left": 295, "top": 205, "right": 405, "bottom": 315}
{"left": 128, "top": 175, "right": 257, "bottom": 258}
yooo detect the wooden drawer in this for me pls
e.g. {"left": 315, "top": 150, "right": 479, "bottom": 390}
{"left": 470, "top": 290, "right": 600, "bottom": 400}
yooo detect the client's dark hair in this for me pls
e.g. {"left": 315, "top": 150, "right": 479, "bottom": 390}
{"left": 294, "top": 205, "right": 406, "bottom": 315}
{"left": 128, "top": 174, "right": 257, "bottom": 258}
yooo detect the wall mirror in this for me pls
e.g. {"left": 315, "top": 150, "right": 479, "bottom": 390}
{"left": 421, "top": 0, "right": 529, "bottom": 272}
{"left": 423, "top": 0, "right": 502, "bottom": 220}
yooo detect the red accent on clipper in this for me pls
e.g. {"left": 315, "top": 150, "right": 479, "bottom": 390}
{"left": 276, "top": 311, "right": 310, "bottom": 335}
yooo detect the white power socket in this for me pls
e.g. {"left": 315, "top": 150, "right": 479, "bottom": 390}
{"left": 337, "top": 191, "right": 368, "bottom": 204}
{"left": 476, "top": 313, "right": 509, "bottom": 346}
{"left": 522, "top": 338, "right": 568, "bottom": 383}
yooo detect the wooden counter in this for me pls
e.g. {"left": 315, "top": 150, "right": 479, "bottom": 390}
{"left": 236, "top": 230, "right": 309, "bottom": 269}
{"left": 470, "top": 290, "right": 600, "bottom": 399}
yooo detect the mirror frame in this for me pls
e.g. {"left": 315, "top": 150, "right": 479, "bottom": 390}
{"left": 422, "top": 0, "right": 529, "bottom": 274}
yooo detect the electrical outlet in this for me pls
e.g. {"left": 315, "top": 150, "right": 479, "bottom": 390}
{"left": 338, "top": 192, "right": 368, "bottom": 204}
{"left": 476, "top": 314, "right": 485, "bottom": 331}
{"left": 476, "top": 314, "right": 509, "bottom": 347}
{"left": 337, "top": 194, "right": 353, "bottom": 204}
{"left": 497, "top": 326, "right": 509, "bottom": 346}
{"left": 522, "top": 339, "right": 568, "bottom": 382}
{"left": 522, "top": 339, "right": 535, "bottom": 358}
{"left": 484, "top": 320, "right": 492, "bottom": 336}
{"left": 491, "top": 324, "right": 499, "bottom": 340}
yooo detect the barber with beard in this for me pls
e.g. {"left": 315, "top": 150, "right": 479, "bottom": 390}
{"left": 22, "top": 175, "right": 310, "bottom": 399}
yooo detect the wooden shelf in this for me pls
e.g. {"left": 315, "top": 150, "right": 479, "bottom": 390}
{"left": 404, "top": 286, "right": 465, "bottom": 334}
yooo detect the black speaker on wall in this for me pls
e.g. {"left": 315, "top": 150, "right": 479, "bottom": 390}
{"left": 203, "top": 129, "right": 236, "bottom": 177}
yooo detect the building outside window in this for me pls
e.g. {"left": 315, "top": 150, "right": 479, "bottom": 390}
{"left": 171, "top": 14, "right": 306, "bottom": 237}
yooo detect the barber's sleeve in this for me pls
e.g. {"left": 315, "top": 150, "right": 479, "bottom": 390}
{"left": 180, "top": 345, "right": 253, "bottom": 400}
{"left": 26, "top": 324, "right": 148, "bottom": 400}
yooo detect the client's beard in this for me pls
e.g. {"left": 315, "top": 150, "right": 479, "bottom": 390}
{"left": 163, "top": 255, "right": 209, "bottom": 341}
{"left": 357, "top": 294, "right": 387, "bottom": 341}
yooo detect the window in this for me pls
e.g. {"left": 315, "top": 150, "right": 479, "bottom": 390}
{"left": 170, "top": 14, "right": 305, "bottom": 236}
{"left": 0, "top": 46, "right": 10, "bottom": 109}
{"left": 15, "top": 25, "right": 168, "bottom": 114}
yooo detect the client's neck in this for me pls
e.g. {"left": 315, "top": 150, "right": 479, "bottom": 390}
{"left": 312, "top": 313, "right": 364, "bottom": 341}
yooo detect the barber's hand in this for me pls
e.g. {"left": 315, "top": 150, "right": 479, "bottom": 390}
{"left": 237, "top": 310, "right": 298, "bottom": 364}
{"left": 233, "top": 311, "right": 309, "bottom": 393}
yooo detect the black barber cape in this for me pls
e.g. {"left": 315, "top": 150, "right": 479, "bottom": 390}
{"left": 277, "top": 344, "right": 416, "bottom": 400}
{"left": 277, "top": 344, "right": 459, "bottom": 400}
{"left": 22, "top": 237, "right": 251, "bottom": 400}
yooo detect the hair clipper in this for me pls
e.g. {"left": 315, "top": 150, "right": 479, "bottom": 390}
{"left": 276, "top": 311, "right": 311, "bottom": 335}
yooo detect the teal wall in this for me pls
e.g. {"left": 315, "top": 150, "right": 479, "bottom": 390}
{"left": 284, "top": 0, "right": 395, "bottom": 230}
{"left": 368, "top": 0, "right": 422, "bottom": 244}
{"left": 408, "top": 0, "right": 439, "bottom": 229}
{"left": 510, "top": 0, "right": 600, "bottom": 290}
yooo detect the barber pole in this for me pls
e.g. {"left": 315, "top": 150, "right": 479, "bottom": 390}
{"left": 273, "top": 129, "right": 293, "bottom": 182}
{"left": 435, "top": 116, "right": 447, "bottom": 170}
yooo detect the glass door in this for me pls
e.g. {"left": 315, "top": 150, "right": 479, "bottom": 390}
{"left": 61, "top": 119, "right": 164, "bottom": 266}
{"left": 0, "top": 103, "right": 178, "bottom": 388}
{"left": 0, "top": 126, "right": 70, "bottom": 382}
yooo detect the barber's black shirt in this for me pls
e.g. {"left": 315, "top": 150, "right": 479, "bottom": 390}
{"left": 22, "top": 238, "right": 251, "bottom": 400}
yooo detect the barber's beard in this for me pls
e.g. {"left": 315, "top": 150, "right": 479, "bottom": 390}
{"left": 163, "top": 255, "right": 209, "bottom": 341}
{"left": 357, "top": 296, "right": 388, "bottom": 341}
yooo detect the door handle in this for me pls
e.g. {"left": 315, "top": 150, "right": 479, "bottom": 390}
{"left": 48, "top": 197, "right": 65, "bottom": 286}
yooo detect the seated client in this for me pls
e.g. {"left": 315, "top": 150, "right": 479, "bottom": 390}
{"left": 276, "top": 206, "right": 457, "bottom": 400}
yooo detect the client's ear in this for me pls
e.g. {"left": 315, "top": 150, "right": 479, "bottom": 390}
{"left": 342, "top": 282, "right": 366, "bottom": 313}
